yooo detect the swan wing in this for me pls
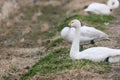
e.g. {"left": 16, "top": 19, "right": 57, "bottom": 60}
{"left": 80, "top": 26, "right": 109, "bottom": 41}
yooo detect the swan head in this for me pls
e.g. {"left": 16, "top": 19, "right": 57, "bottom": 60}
{"left": 68, "top": 19, "right": 82, "bottom": 29}
{"left": 107, "top": 0, "right": 119, "bottom": 9}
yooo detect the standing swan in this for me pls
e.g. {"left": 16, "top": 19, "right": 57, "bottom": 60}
{"left": 84, "top": 0, "right": 119, "bottom": 15}
{"left": 69, "top": 19, "right": 120, "bottom": 63}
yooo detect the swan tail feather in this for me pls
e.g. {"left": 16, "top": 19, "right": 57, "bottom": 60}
{"left": 108, "top": 55, "right": 120, "bottom": 63}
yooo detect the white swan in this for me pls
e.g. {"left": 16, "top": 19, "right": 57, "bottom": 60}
{"left": 69, "top": 19, "right": 120, "bottom": 63}
{"left": 84, "top": 0, "right": 119, "bottom": 15}
{"left": 61, "top": 25, "right": 109, "bottom": 46}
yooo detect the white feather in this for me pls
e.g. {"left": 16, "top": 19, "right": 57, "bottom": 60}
{"left": 69, "top": 19, "right": 120, "bottom": 63}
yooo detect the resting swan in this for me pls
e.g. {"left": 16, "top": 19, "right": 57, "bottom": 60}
{"left": 69, "top": 19, "right": 120, "bottom": 63}
{"left": 61, "top": 25, "right": 109, "bottom": 46}
{"left": 84, "top": 0, "right": 119, "bottom": 15}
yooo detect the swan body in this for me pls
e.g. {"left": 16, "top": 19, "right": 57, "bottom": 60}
{"left": 84, "top": 0, "right": 119, "bottom": 15}
{"left": 61, "top": 26, "right": 109, "bottom": 45}
{"left": 69, "top": 19, "right": 120, "bottom": 63}
{"left": 84, "top": 3, "right": 111, "bottom": 15}
{"left": 71, "top": 47, "right": 120, "bottom": 62}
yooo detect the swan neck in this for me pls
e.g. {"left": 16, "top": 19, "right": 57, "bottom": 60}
{"left": 70, "top": 26, "right": 81, "bottom": 59}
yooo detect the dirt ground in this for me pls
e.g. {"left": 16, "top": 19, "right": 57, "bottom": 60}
{"left": 107, "top": 7, "right": 120, "bottom": 79}
{"left": 0, "top": 0, "right": 120, "bottom": 79}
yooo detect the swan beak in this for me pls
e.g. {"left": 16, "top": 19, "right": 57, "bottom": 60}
{"left": 68, "top": 22, "right": 72, "bottom": 27}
